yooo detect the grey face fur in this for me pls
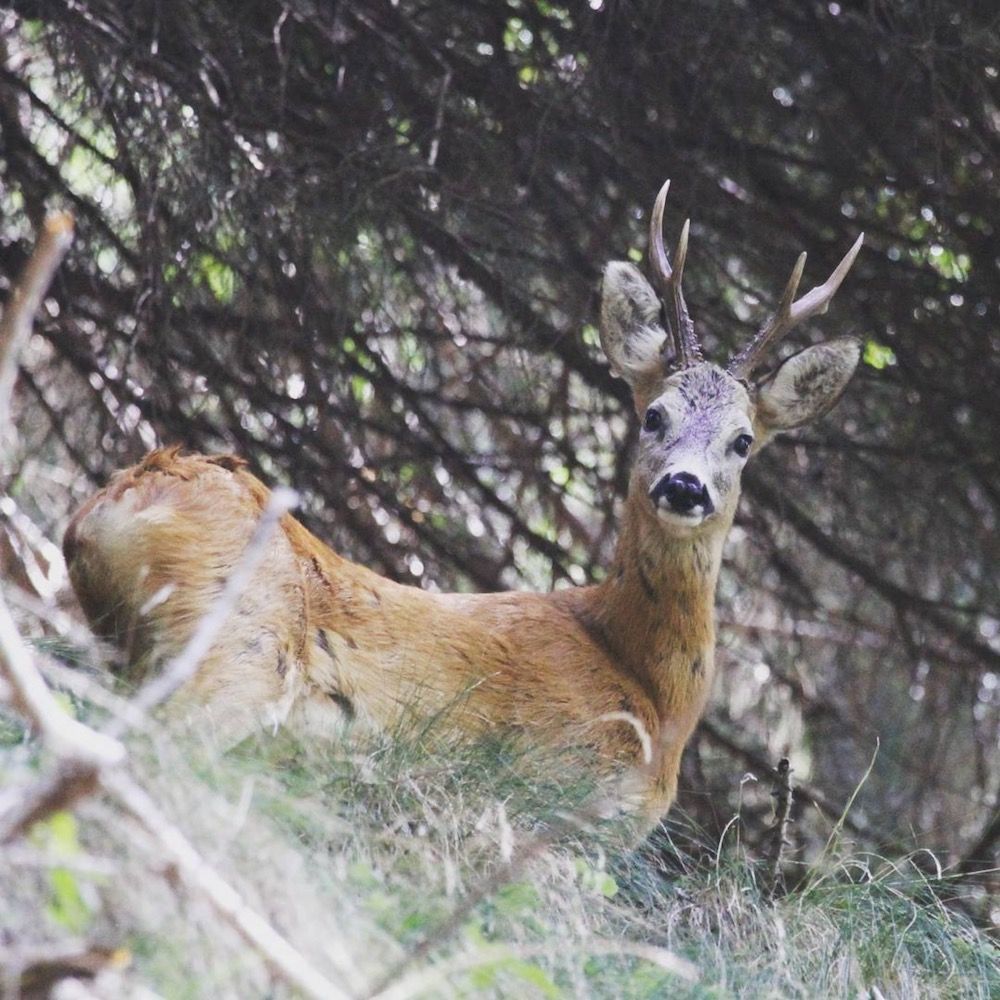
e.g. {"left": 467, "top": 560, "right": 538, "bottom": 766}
{"left": 633, "top": 363, "right": 755, "bottom": 531}
{"left": 600, "top": 261, "right": 861, "bottom": 537}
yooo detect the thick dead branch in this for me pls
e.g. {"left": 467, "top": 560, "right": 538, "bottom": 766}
{"left": 0, "top": 759, "right": 100, "bottom": 845}
{"left": 765, "top": 757, "right": 793, "bottom": 900}
{"left": 0, "top": 941, "right": 128, "bottom": 999}
{"left": 0, "top": 199, "right": 350, "bottom": 999}
{"left": 1, "top": 578, "right": 351, "bottom": 998}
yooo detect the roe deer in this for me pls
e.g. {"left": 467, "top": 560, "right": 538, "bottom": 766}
{"left": 64, "top": 181, "right": 863, "bottom": 828}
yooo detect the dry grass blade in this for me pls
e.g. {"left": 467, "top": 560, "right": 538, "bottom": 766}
{"left": 371, "top": 938, "right": 698, "bottom": 1000}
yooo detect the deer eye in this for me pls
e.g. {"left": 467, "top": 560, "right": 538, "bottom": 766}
{"left": 643, "top": 408, "right": 664, "bottom": 433}
{"left": 733, "top": 433, "right": 754, "bottom": 458}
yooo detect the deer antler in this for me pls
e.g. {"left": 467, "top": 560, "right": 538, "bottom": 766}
{"left": 728, "top": 233, "right": 864, "bottom": 380}
{"left": 648, "top": 179, "right": 701, "bottom": 368}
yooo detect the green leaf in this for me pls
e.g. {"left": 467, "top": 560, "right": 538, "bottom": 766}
{"left": 549, "top": 465, "right": 571, "bottom": 487}
{"left": 350, "top": 374, "right": 374, "bottom": 404}
{"left": 863, "top": 340, "right": 897, "bottom": 370}
{"left": 495, "top": 881, "right": 540, "bottom": 916}
{"left": 596, "top": 872, "right": 619, "bottom": 898}
{"left": 574, "top": 857, "right": 618, "bottom": 897}
{"left": 47, "top": 866, "right": 92, "bottom": 932}
{"left": 500, "top": 959, "right": 562, "bottom": 997}
{"left": 48, "top": 810, "right": 81, "bottom": 855}
{"left": 468, "top": 953, "right": 561, "bottom": 998}
{"left": 196, "top": 252, "right": 236, "bottom": 303}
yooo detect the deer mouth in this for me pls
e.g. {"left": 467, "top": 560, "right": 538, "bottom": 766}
{"left": 649, "top": 472, "right": 715, "bottom": 525}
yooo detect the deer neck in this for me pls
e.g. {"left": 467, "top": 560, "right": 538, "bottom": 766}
{"left": 589, "top": 489, "right": 729, "bottom": 716}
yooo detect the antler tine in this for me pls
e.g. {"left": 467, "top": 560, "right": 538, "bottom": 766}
{"left": 647, "top": 179, "right": 701, "bottom": 368}
{"left": 729, "top": 233, "right": 864, "bottom": 380}
{"left": 729, "top": 251, "right": 806, "bottom": 378}
{"left": 648, "top": 179, "right": 680, "bottom": 364}
{"left": 671, "top": 217, "right": 701, "bottom": 365}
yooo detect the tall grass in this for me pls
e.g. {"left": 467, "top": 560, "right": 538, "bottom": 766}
{"left": 2, "top": 663, "right": 996, "bottom": 999}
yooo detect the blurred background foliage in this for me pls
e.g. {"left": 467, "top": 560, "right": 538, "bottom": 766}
{"left": 0, "top": 0, "right": 997, "bottom": 928}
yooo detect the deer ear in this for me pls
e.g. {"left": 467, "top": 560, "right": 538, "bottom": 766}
{"left": 599, "top": 262, "right": 668, "bottom": 389}
{"left": 755, "top": 337, "right": 861, "bottom": 437}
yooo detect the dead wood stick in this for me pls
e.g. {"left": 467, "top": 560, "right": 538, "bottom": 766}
{"left": 0, "top": 586, "right": 122, "bottom": 842}
{"left": 0, "top": 212, "right": 73, "bottom": 432}
{"left": 766, "top": 757, "right": 793, "bottom": 900}
{"left": 1, "top": 588, "right": 349, "bottom": 998}
{"left": 0, "top": 212, "right": 347, "bottom": 999}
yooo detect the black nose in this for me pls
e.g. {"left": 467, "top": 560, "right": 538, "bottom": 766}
{"left": 650, "top": 472, "right": 714, "bottom": 515}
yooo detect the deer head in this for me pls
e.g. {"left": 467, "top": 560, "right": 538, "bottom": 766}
{"left": 600, "top": 180, "right": 863, "bottom": 534}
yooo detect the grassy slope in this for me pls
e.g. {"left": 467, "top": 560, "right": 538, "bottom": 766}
{"left": 1, "top": 670, "right": 997, "bottom": 1000}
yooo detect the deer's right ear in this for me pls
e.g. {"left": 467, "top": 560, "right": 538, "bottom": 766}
{"left": 599, "top": 262, "right": 668, "bottom": 391}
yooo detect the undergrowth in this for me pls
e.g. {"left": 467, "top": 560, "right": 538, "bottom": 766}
{"left": 1, "top": 666, "right": 997, "bottom": 999}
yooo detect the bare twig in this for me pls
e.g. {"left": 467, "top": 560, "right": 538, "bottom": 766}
{"left": 0, "top": 212, "right": 73, "bottom": 432}
{"left": 765, "top": 757, "right": 793, "bottom": 900}
{"left": 0, "top": 492, "right": 68, "bottom": 600}
{"left": 362, "top": 815, "right": 562, "bottom": 998}
{"left": 956, "top": 809, "right": 1000, "bottom": 879}
{"left": 699, "top": 717, "right": 878, "bottom": 843}
{"left": 1, "top": 581, "right": 351, "bottom": 997}
{"left": 0, "top": 941, "right": 128, "bottom": 999}
{"left": 0, "top": 584, "right": 122, "bottom": 843}
{"left": 0, "top": 759, "right": 101, "bottom": 845}
{"left": 427, "top": 66, "right": 452, "bottom": 168}
{"left": 102, "top": 769, "right": 350, "bottom": 1000}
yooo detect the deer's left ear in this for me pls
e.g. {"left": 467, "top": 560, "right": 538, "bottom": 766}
{"left": 754, "top": 337, "right": 861, "bottom": 439}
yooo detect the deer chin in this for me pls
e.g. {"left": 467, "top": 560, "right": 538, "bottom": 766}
{"left": 652, "top": 505, "right": 715, "bottom": 532}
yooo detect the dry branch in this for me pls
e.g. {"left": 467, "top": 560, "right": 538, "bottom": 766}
{"left": 0, "top": 212, "right": 73, "bottom": 433}
{"left": 0, "top": 199, "right": 349, "bottom": 999}
{"left": 0, "top": 590, "right": 124, "bottom": 769}
{"left": 765, "top": 757, "right": 793, "bottom": 900}
{"left": 371, "top": 938, "right": 697, "bottom": 1000}
{"left": 1, "top": 577, "right": 350, "bottom": 996}
{"left": 364, "top": 792, "right": 698, "bottom": 998}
